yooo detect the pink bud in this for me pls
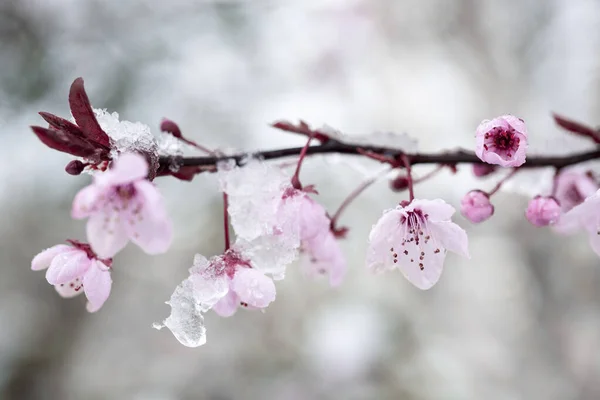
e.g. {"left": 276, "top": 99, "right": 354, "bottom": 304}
{"left": 472, "top": 164, "right": 496, "bottom": 177}
{"left": 461, "top": 190, "right": 494, "bottom": 223}
{"left": 525, "top": 196, "right": 561, "bottom": 227}
{"left": 475, "top": 115, "right": 528, "bottom": 167}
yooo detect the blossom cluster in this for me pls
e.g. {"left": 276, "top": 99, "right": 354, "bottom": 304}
{"left": 28, "top": 78, "right": 600, "bottom": 348}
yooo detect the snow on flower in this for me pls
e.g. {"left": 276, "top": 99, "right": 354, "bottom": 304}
{"left": 475, "top": 115, "right": 528, "bottom": 167}
{"left": 31, "top": 240, "right": 112, "bottom": 312}
{"left": 460, "top": 190, "right": 494, "bottom": 223}
{"left": 554, "top": 168, "right": 598, "bottom": 213}
{"left": 367, "top": 199, "right": 469, "bottom": 290}
{"left": 553, "top": 189, "right": 600, "bottom": 256}
{"left": 72, "top": 152, "right": 173, "bottom": 258}
{"left": 220, "top": 160, "right": 347, "bottom": 284}
{"left": 155, "top": 243, "right": 280, "bottom": 347}
{"left": 525, "top": 196, "right": 561, "bottom": 227}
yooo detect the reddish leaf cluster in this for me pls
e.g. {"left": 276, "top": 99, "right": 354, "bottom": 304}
{"left": 31, "top": 78, "right": 112, "bottom": 173}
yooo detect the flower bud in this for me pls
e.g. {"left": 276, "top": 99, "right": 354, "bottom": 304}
{"left": 389, "top": 175, "right": 409, "bottom": 192}
{"left": 475, "top": 115, "right": 528, "bottom": 167}
{"left": 472, "top": 164, "right": 496, "bottom": 177}
{"left": 65, "top": 160, "right": 85, "bottom": 175}
{"left": 525, "top": 196, "right": 561, "bottom": 227}
{"left": 461, "top": 190, "right": 494, "bottom": 223}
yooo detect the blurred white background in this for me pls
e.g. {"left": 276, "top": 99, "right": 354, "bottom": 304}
{"left": 1, "top": 0, "right": 600, "bottom": 399}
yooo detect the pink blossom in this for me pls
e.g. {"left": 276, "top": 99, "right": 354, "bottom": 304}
{"left": 31, "top": 241, "right": 112, "bottom": 312}
{"left": 475, "top": 115, "right": 528, "bottom": 167}
{"left": 460, "top": 190, "right": 494, "bottom": 223}
{"left": 554, "top": 169, "right": 598, "bottom": 213}
{"left": 302, "top": 230, "right": 347, "bottom": 287}
{"left": 367, "top": 199, "right": 469, "bottom": 290}
{"left": 525, "top": 196, "right": 561, "bottom": 227}
{"left": 472, "top": 164, "right": 497, "bottom": 177}
{"left": 553, "top": 189, "right": 600, "bottom": 256}
{"left": 72, "top": 152, "right": 172, "bottom": 258}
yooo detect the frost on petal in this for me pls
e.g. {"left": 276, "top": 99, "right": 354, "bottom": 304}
{"left": 126, "top": 180, "right": 173, "bottom": 255}
{"left": 83, "top": 261, "right": 112, "bottom": 312}
{"left": 219, "top": 160, "right": 292, "bottom": 241}
{"left": 32, "top": 244, "right": 72, "bottom": 271}
{"left": 154, "top": 277, "right": 207, "bottom": 347}
{"left": 187, "top": 255, "right": 229, "bottom": 312}
{"left": 86, "top": 210, "right": 129, "bottom": 258}
{"left": 212, "top": 290, "right": 240, "bottom": 317}
{"left": 236, "top": 234, "right": 299, "bottom": 280}
{"left": 231, "top": 268, "right": 276, "bottom": 309}
{"left": 46, "top": 250, "right": 91, "bottom": 285}
{"left": 55, "top": 276, "right": 84, "bottom": 298}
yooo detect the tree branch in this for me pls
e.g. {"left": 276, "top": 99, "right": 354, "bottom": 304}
{"left": 159, "top": 138, "right": 600, "bottom": 174}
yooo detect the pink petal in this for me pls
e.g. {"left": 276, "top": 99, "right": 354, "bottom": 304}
{"left": 46, "top": 250, "right": 91, "bottom": 285}
{"left": 55, "top": 276, "right": 85, "bottom": 298}
{"left": 212, "top": 290, "right": 240, "bottom": 317}
{"left": 71, "top": 184, "right": 102, "bottom": 219}
{"left": 31, "top": 244, "right": 72, "bottom": 271}
{"left": 303, "top": 232, "right": 347, "bottom": 287}
{"left": 83, "top": 261, "right": 112, "bottom": 312}
{"left": 298, "top": 195, "right": 330, "bottom": 242}
{"left": 429, "top": 221, "right": 470, "bottom": 258}
{"left": 125, "top": 180, "right": 173, "bottom": 254}
{"left": 397, "top": 244, "right": 445, "bottom": 290}
{"left": 412, "top": 199, "right": 455, "bottom": 221}
{"left": 87, "top": 209, "right": 129, "bottom": 258}
{"left": 231, "top": 268, "right": 276, "bottom": 309}
{"left": 97, "top": 153, "right": 148, "bottom": 187}
{"left": 502, "top": 115, "right": 527, "bottom": 135}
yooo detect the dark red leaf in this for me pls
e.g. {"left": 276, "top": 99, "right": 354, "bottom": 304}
{"left": 68, "top": 78, "right": 111, "bottom": 147}
{"left": 31, "top": 126, "right": 99, "bottom": 158}
{"left": 39, "top": 111, "right": 86, "bottom": 138}
{"left": 553, "top": 113, "right": 600, "bottom": 144}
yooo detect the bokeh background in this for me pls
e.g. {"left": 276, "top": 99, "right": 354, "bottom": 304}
{"left": 2, "top": 0, "right": 600, "bottom": 399}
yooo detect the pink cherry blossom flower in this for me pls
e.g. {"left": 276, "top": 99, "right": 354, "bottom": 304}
{"left": 553, "top": 189, "right": 600, "bottom": 256}
{"left": 460, "top": 190, "right": 494, "bottom": 223}
{"left": 72, "top": 152, "right": 173, "bottom": 258}
{"left": 31, "top": 240, "right": 112, "bottom": 312}
{"left": 475, "top": 115, "right": 528, "bottom": 167}
{"left": 526, "top": 196, "right": 561, "bottom": 227}
{"left": 554, "top": 169, "right": 598, "bottom": 213}
{"left": 302, "top": 230, "right": 347, "bottom": 287}
{"left": 367, "top": 199, "right": 469, "bottom": 290}
{"left": 156, "top": 243, "right": 281, "bottom": 347}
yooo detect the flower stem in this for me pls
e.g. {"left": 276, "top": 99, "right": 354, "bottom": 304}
{"left": 400, "top": 154, "right": 414, "bottom": 202}
{"left": 291, "top": 133, "right": 315, "bottom": 190}
{"left": 488, "top": 169, "right": 519, "bottom": 196}
{"left": 330, "top": 167, "right": 391, "bottom": 229}
{"left": 222, "top": 192, "right": 231, "bottom": 251}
